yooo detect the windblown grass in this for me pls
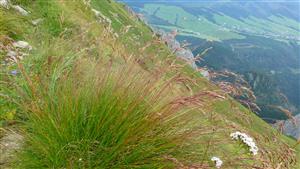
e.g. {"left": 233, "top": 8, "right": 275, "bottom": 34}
{"left": 1, "top": 0, "right": 299, "bottom": 168}
{"left": 13, "top": 52, "right": 209, "bottom": 168}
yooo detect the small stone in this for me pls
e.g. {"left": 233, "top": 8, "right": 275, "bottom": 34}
{"left": 92, "top": 9, "right": 100, "bottom": 17}
{"left": 32, "top": 18, "right": 43, "bottom": 26}
{"left": 7, "top": 50, "right": 17, "bottom": 57}
{"left": 12, "top": 5, "right": 29, "bottom": 16}
{"left": 91, "top": 8, "right": 111, "bottom": 25}
{"left": 0, "top": 0, "right": 10, "bottom": 9}
{"left": 13, "top": 41, "right": 32, "bottom": 50}
{"left": 0, "top": 132, "right": 23, "bottom": 166}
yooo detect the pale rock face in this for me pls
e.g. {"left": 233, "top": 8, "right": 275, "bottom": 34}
{"left": 274, "top": 114, "right": 300, "bottom": 139}
{"left": 0, "top": 0, "right": 10, "bottom": 9}
{"left": 0, "top": 131, "right": 23, "bottom": 166}
{"left": 12, "top": 5, "right": 29, "bottom": 16}
{"left": 158, "top": 30, "right": 197, "bottom": 68}
{"left": 13, "top": 41, "right": 32, "bottom": 50}
{"left": 175, "top": 49, "right": 197, "bottom": 68}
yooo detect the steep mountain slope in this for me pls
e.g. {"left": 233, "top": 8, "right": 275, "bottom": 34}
{"left": 0, "top": 0, "right": 299, "bottom": 168}
{"left": 122, "top": 0, "right": 300, "bottom": 122}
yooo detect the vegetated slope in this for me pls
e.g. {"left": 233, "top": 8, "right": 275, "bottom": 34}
{"left": 125, "top": 1, "right": 300, "bottom": 122}
{"left": 186, "top": 36, "right": 300, "bottom": 121}
{"left": 0, "top": 0, "right": 299, "bottom": 169}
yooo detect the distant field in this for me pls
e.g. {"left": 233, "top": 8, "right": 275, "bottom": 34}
{"left": 140, "top": 4, "right": 300, "bottom": 42}
{"left": 142, "top": 4, "right": 244, "bottom": 41}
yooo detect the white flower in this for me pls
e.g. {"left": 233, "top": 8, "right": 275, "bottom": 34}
{"left": 211, "top": 156, "right": 223, "bottom": 168}
{"left": 230, "top": 131, "right": 259, "bottom": 155}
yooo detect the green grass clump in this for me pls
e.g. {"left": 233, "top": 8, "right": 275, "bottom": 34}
{"left": 0, "top": 9, "right": 27, "bottom": 40}
{"left": 14, "top": 57, "right": 200, "bottom": 168}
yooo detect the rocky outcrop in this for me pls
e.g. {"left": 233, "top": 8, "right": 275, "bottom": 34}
{"left": 120, "top": 5, "right": 196, "bottom": 68}
{"left": 0, "top": 130, "right": 24, "bottom": 168}
{"left": 156, "top": 29, "right": 197, "bottom": 68}
{"left": 273, "top": 114, "right": 300, "bottom": 140}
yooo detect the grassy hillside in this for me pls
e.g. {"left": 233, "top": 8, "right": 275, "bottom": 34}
{"left": 0, "top": 0, "right": 299, "bottom": 168}
{"left": 128, "top": 2, "right": 300, "bottom": 122}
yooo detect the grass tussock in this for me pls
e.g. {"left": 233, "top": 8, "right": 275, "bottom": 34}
{"left": 13, "top": 55, "right": 207, "bottom": 168}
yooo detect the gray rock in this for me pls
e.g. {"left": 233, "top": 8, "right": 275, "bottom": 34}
{"left": 13, "top": 41, "right": 32, "bottom": 50}
{"left": 175, "top": 49, "right": 197, "bottom": 68}
{"left": 92, "top": 8, "right": 100, "bottom": 17}
{"left": 158, "top": 30, "right": 196, "bottom": 68}
{"left": 0, "top": 131, "right": 23, "bottom": 167}
{"left": 274, "top": 114, "right": 300, "bottom": 139}
{"left": 6, "top": 50, "right": 17, "bottom": 58}
{"left": 12, "top": 5, "right": 29, "bottom": 16}
{"left": 0, "top": 0, "right": 9, "bottom": 9}
{"left": 31, "top": 18, "right": 43, "bottom": 26}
